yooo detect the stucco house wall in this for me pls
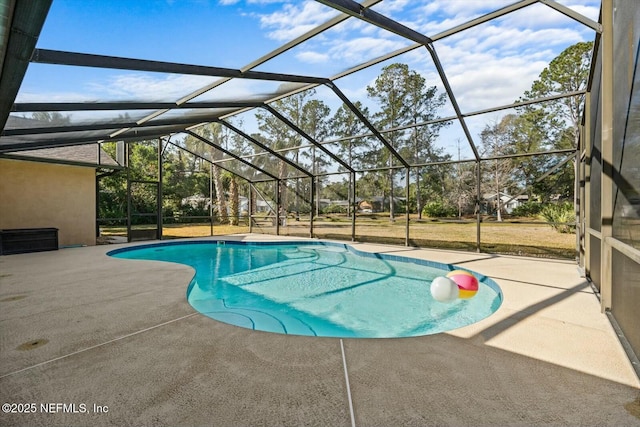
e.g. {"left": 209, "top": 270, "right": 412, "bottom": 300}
{"left": 0, "top": 158, "right": 96, "bottom": 247}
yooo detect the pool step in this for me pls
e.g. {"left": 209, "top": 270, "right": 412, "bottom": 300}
{"left": 189, "top": 298, "right": 317, "bottom": 336}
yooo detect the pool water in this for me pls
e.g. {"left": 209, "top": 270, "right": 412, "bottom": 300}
{"left": 109, "top": 241, "right": 502, "bottom": 338}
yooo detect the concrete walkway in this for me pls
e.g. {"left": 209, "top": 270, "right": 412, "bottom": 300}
{"left": 1, "top": 234, "right": 638, "bottom": 426}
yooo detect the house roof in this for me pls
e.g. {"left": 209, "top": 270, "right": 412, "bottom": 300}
{"left": 2, "top": 144, "right": 119, "bottom": 168}
{"left": 0, "top": 113, "right": 119, "bottom": 167}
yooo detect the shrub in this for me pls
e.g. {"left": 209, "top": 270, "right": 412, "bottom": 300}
{"left": 539, "top": 202, "right": 575, "bottom": 233}
{"left": 323, "top": 203, "right": 347, "bottom": 214}
{"left": 511, "top": 201, "right": 543, "bottom": 217}
{"left": 422, "top": 201, "right": 457, "bottom": 218}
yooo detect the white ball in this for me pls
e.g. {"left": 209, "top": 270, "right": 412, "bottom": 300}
{"left": 430, "top": 276, "right": 459, "bottom": 303}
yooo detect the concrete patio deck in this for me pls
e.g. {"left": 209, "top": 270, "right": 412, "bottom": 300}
{"left": 1, "top": 234, "right": 639, "bottom": 426}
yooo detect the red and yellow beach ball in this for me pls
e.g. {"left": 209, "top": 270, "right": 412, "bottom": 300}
{"left": 446, "top": 270, "right": 479, "bottom": 299}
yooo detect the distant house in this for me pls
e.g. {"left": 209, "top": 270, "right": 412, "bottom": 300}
{"left": 317, "top": 199, "right": 332, "bottom": 210}
{"left": 371, "top": 196, "right": 385, "bottom": 212}
{"left": 482, "top": 192, "right": 528, "bottom": 214}
{"left": 358, "top": 197, "right": 386, "bottom": 212}
{"left": 255, "top": 199, "right": 274, "bottom": 213}
{"left": 358, "top": 200, "right": 373, "bottom": 212}
{"left": 0, "top": 143, "right": 120, "bottom": 248}
{"left": 358, "top": 196, "right": 407, "bottom": 213}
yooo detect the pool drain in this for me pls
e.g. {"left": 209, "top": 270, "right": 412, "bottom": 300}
{"left": 17, "top": 339, "right": 49, "bottom": 351}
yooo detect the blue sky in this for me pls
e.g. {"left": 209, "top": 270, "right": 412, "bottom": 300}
{"left": 17, "top": 0, "right": 601, "bottom": 161}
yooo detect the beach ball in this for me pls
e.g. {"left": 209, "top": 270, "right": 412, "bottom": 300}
{"left": 446, "top": 270, "right": 479, "bottom": 299}
{"left": 430, "top": 276, "right": 459, "bottom": 303}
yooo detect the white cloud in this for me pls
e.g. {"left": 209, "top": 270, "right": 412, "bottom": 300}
{"left": 460, "top": 25, "right": 585, "bottom": 53}
{"left": 86, "top": 74, "right": 215, "bottom": 101}
{"left": 264, "top": 23, "right": 322, "bottom": 42}
{"left": 565, "top": 4, "right": 600, "bottom": 21}
{"left": 372, "top": 0, "right": 412, "bottom": 15}
{"left": 411, "top": 0, "right": 517, "bottom": 32}
{"left": 258, "top": 1, "right": 339, "bottom": 41}
{"left": 416, "top": 0, "right": 600, "bottom": 39}
{"left": 295, "top": 50, "right": 330, "bottom": 64}
{"left": 420, "top": 17, "right": 470, "bottom": 38}
{"left": 327, "top": 37, "right": 409, "bottom": 64}
{"left": 421, "top": 0, "right": 521, "bottom": 18}
{"left": 431, "top": 44, "right": 551, "bottom": 112}
{"left": 15, "top": 91, "right": 97, "bottom": 103}
{"left": 492, "top": 1, "right": 599, "bottom": 30}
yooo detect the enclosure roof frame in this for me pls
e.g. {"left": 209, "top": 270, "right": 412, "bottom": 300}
{"left": 0, "top": 0, "right": 601, "bottom": 178}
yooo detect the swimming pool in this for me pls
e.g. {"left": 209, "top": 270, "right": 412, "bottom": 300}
{"left": 109, "top": 241, "right": 502, "bottom": 338}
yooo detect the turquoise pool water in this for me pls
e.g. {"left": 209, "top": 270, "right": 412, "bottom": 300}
{"left": 109, "top": 241, "right": 502, "bottom": 338}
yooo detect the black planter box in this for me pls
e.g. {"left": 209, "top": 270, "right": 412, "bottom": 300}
{"left": 0, "top": 228, "right": 59, "bottom": 255}
{"left": 129, "top": 228, "right": 158, "bottom": 242}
